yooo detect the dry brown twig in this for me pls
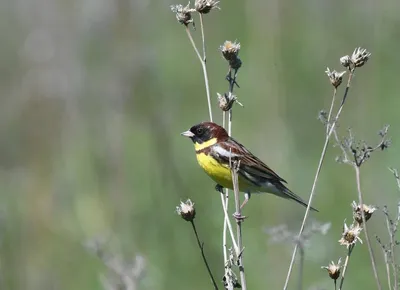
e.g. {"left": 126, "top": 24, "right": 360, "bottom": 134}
{"left": 176, "top": 200, "right": 219, "bottom": 289}
{"left": 285, "top": 47, "right": 371, "bottom": 289}
{"left": 172, "top": 3, "right": 249, "bottom": 289}
{"left": 375, "top": 168, "right": 400, "bottom": 290}
{"left": 333, "top": 125, "right": 389, "bottom": 290}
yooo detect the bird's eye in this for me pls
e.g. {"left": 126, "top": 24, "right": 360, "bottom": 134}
{"left": 196, "top": 127, "right": 204, "bottom": 135}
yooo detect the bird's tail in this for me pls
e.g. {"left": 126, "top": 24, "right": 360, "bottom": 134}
{"left": 279, "top": 185, "right": 319, "bottom": 212}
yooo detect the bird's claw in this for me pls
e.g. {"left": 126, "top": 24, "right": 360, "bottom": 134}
{"left": 233, "top": 212, "right": 247, "bottom": 222}
{"left": 215, "top": 184, "right": 224, "bottom": 193}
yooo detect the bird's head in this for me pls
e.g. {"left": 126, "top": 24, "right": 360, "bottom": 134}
{"left": 181, "top": 122, "right": 229, "bottom": 151}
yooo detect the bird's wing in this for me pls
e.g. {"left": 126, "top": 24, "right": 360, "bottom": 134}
{"left": 212, "top": 137, "right": 287, "bottom": 184}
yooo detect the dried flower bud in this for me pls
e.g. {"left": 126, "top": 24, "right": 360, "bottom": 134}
{"left": 171, "top": 2, "right": 196, "bottom": 26}
{"left": 339, "top": 221, "right": 363, "bottom": 248}
{"left": 217, "top": 92, "right": 243, "bottom": 111}
{"left": 176, "top": 199, "right": 196, "bottom": 221}
{"left": 195, "top": 0, "right": 220, "bottom": 14}
{"left": 322, "top": 258, "right": 342, "bottom": 281}
{"left": 351, "top": 47, "right": 371, "bottom": 68}
{"left": 218, "top": 93, "right": 234, "bottom": 111}
{"left": 219, "top": 40, "right": 242, "bottom": 70}
{"left": 340, "top": 55, "right": 351, "bottom": 68}
{"left": 325, "top": 67, "right": 346, "bottom": 88}
{"left": 352, "top": 201, "right": 376, "bottom": 224}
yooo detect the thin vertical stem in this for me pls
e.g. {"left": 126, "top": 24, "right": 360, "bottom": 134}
{"left": 338, "top": 245, "right": 354, "bottom": 290}
{"left": 218, "top": 188, "right": 239, "bottom": 254}
{"left": 284, "top": 70, "right": 355, "bottom": 290}
{"left": 185, "top": 26, "right": 213, "bottom": 122}
{"left": 355, "top": 166, "right": 382, "bottom": 290}
{"left": 389, "top": 168, "right": 400, "bottom": 290}
{"left": 199, "top": 14, "right": 206, "bottom": 62}
{"left": 326, "top": 88, "right": 337, "bottom": 135}
{"left": 388, "top": 219, "right": 398, "bottom": 290}
{"left": 190, "top": 221, "right": 219, "bottom": 290}
{"left": 231, "top": 165, "right": 247, "bottom": 290}
{"left": 298, "top": 247, "right": 304, "bottom": 290}
{"left": 384, "top": 252, "right": 392, "bottom": 290}
{"left": 220, "top": 193, "right": 228, "bottom": 263}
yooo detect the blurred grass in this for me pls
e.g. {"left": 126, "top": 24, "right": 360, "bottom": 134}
{"left": 0, "top": 0, "right": 400, "bottom": 289}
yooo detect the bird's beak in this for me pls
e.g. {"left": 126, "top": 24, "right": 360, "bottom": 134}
{"left": 181, "top": 130, "right": 195, "bottom": 138}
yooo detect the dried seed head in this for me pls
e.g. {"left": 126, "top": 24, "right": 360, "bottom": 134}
{"left": 351, "top": 47, "right": 371, "bottom": 68}
{"left": 171, "top": 2, "right": 196, "bottom": 26}
{"left": 325, "top": 67, "right": 346, "bottom": 88}
{"left": 195, "top": 0, "right": 220, "bottom": 14}
{"left": 352, "top": 201, "right": 376, "bottom": 224}
{"left": 321, "top": 258, "right": 342, "bottom": 281}
{"left": 176, "top": 199, "right": 196, "bottom": 221}
{"left": 220, "top": 41, "right": 240, "bottom": 60}
{"left": 217, "top": 92, "right": 242, "bottom": 111}
{"left": 340, "top": 55, "right": 351, "bottom": 68}
{"left": 217, "top": 92, "right": 235, "bottom": 111}
{"left": 339, "top": 221, "right": 363, "bottom": 248}
{"left": 219, "top": 40, "right": 242, "bottom": 70}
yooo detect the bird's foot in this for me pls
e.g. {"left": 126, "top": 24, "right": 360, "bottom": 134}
{"left": 233, "top": 212, "right": 247, "bottom": 222}
{"left": 215, "top": 184, "right": 224, "bottom": 193}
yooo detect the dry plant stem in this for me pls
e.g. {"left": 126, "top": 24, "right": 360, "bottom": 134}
{"left": 389, "top": 168, "right": 400, "bottom": 290}
{"left": 199, "top": 14, "right": 206, "bottom": 62}
{"left": 386, "top": 214, "right": 398, "bottom": 290}
{"left": 221, "top": 109, "right": 229, "bottom": 268}
{"left": 231, "top": 166, "right": 247, "bottom": 290}
{"left": 220, "top": 191, "right": 228, "bottom": 263}
{"left": 384, "top": 252, "right": 392, "bottom": 290}
{"left": 338, "top": 245, "right": 355, "bottom": 290}
{"left": 190, "top": 221, "right": 219, "bottom": 290}
{"left": 218, "top": 189, "right": 239, "bottom": 254}
{"left": 298, "top": 247, "right": 305, "bottom": 290}
{"left": 355, "top": 166, "right": 382, "bottom": 290}
{"left": 283, "top": 70, "right": 355, "bottom": 290}
{"left": 185, "top": 26, "right": 213, "bottom": 121}
{"left": 326, "top": 88, "right": 337, "bottom": 135}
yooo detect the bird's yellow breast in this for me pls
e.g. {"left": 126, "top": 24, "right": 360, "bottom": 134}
{"left": 196, "top": 152, "right": 234, "bottom": 189}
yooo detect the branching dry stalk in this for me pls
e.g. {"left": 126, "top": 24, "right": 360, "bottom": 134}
{"left": 286, "top": 47, "right": 373, "bottom": 289}
{"left": 231, "top": 160, "right": 247, "bottom": 290}
{"left": 379, "top": 168, "right": 400, "bottom": 290}
{"left": 338, "top": 245, "right": 354, "bottom": 290}
{"left": 218, "top": 39, "right": 244, "bottom": 289}
{"left": 191, "top": 220, "right": 220, "bottom": 290}
{"left": 184, "top": 26, "right": 213, "bottom": 122}
{"left": 355, "top": 166, "right": 382, "bottom": 290}
{"left": 332, "top": 125, "right": 391, "bottom": 290}
{"left": 376, "top": 235, "right": 393, "bottom": 290}
{"left": 284, "top": 68, "right": 356, "bottom": 290}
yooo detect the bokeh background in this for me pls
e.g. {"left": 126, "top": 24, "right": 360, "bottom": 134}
{"left": 1, "top": 0, "right": 400, "bottom": 289}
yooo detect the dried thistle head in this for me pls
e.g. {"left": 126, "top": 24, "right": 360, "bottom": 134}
{"left": 217, "top": 92, "right": 243, "bottom": 111}
{"left": 325, "top": 67, "right": 346, "bottom": 88}
{"left": 352, "top": 201, "right": 376, "bottom": 224}
{"left": 217, "top": 92, "right": 235, "bottom": 111}
{"left": 340, "top": 55, "right": 351, "bottom": 68}
{"left": 351, "top": 47, "right": 371, "bottom": 68}
{"left": 219, "top": 40, "right": 242, "bottom": 70}
{"left": 195, "top": 0, "right": 220, "bottom": 14}
{"left": 176, "top": 199, "right": 196, "bottom": 221}
{"left": 171, "top": 2, "right": 196, "bottom": 26}
{"left": 339, "top": 221, "right": 363, "bottom": 248}
{"left": 321, "top": 258, "right": 342, "bottom": 281}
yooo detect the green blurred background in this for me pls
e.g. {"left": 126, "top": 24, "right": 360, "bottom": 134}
{"left": 1, "top": 0, "right": 400, "bottom": 289}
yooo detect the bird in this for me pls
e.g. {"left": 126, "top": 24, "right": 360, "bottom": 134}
{"left": 181, "top": 121, "right": 318, "bottom": 212}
